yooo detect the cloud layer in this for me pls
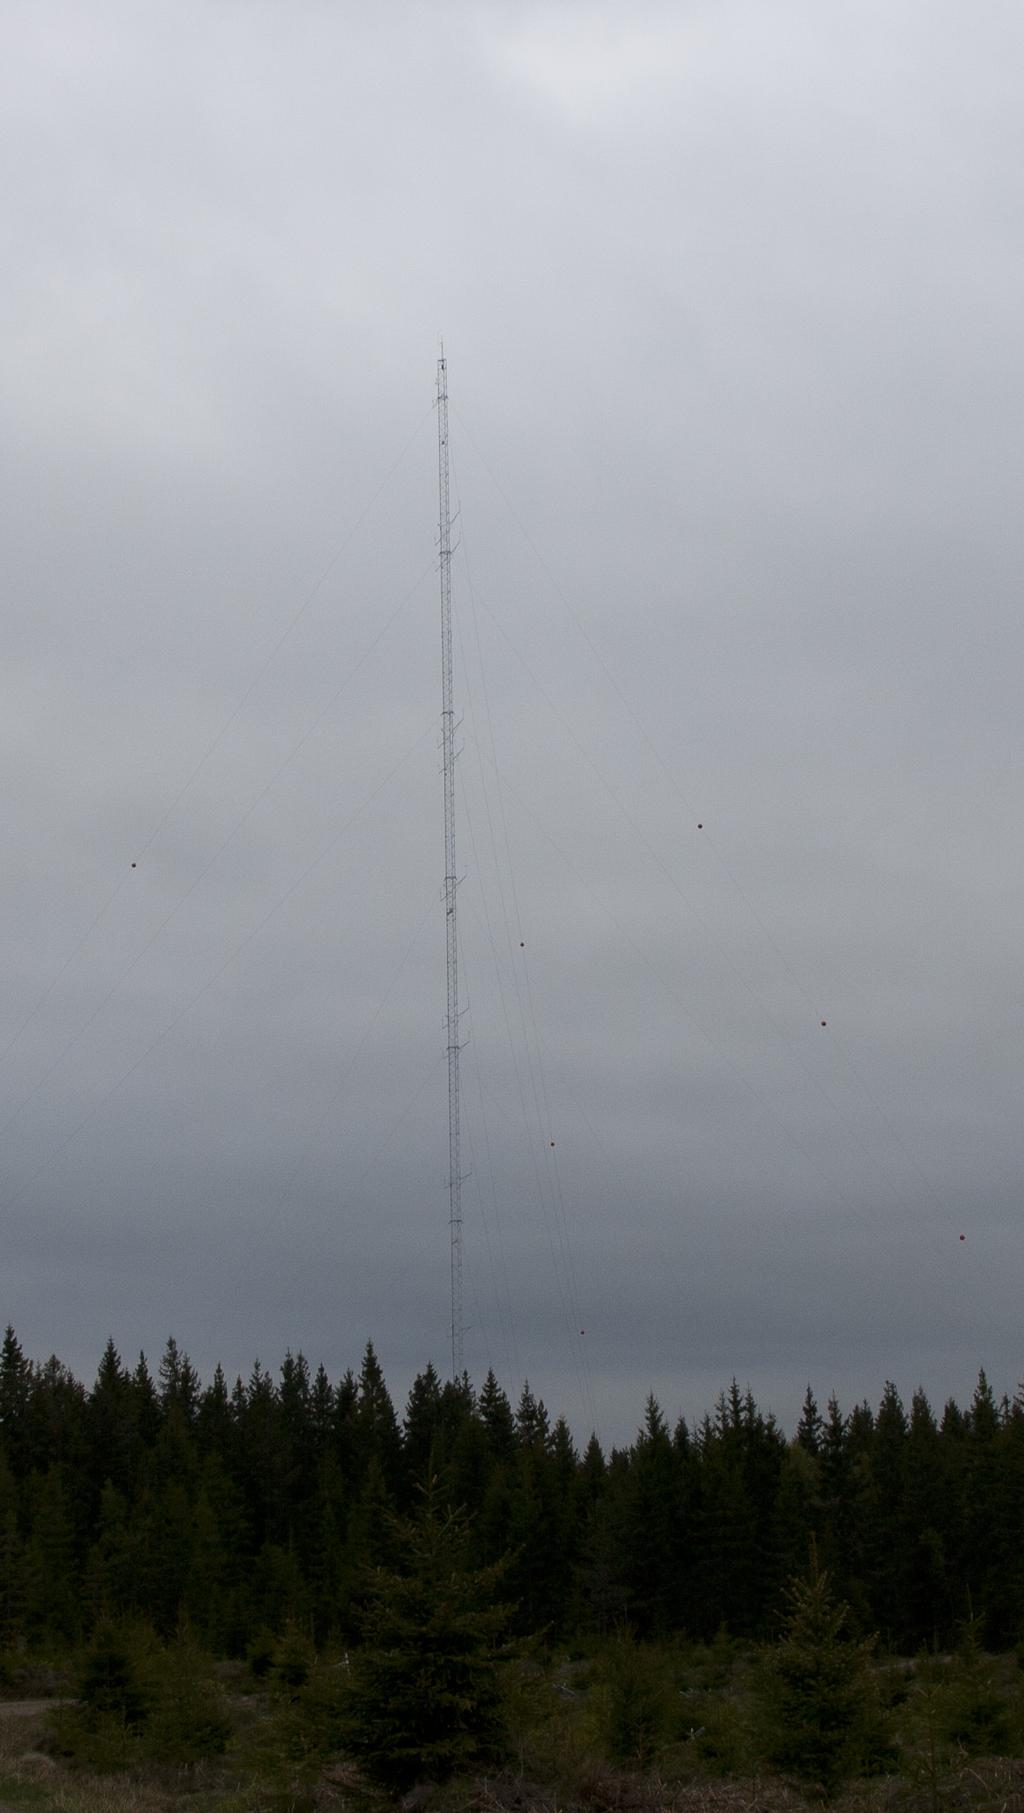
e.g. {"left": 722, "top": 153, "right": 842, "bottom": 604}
{"left": 2, "top": 0, "right": 1022, "bottom": 1443}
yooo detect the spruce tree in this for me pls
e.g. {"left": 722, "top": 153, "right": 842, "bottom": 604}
{"left": 796, "top": 1386, "right": 824, "bottom": 1457}
{"left": 763, "top": 1548, "right": 891, "bottom": 1798}
{"left": 341, "top": 1483, "right": 512, "bottom": 1789}
{"left": 86, "top": 1340, "right": 134, "bottom": 1504}
{"left": 478, "top": 1371, "right": 516, "bottom": 1463}
{"left": 904, "top": 1389, "right": 950, "bottom": 1648}
{"left": 617, "top": 1396, "right": 678, "bottom": 1636}
{"left": 84, "top": 1481, "right": 137, "bottom": 1627}
{"left": 0, "top": 1327, "right": 32, "bottom": 1478}
{"left": 403, "top": 1364, "right": 444, "bottom": 1494}
{"left": 355, "top": 1341, "right": 402, "bottom": 1490}
{"left": 21, "top": 1465, "right": 78, "bottom": 1643}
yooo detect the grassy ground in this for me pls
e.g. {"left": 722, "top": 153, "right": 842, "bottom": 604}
{"left": 1, "top": 1645, "right": 1023, "bottom": 1813}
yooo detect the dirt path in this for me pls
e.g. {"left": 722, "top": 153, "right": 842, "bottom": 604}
{"left": 0, "top": 1699, "right": 70, "bottom": 1716}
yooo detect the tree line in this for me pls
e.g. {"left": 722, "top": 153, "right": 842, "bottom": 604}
{"left": 0, "top": 1325, "right": 1021, "bottom": 1657}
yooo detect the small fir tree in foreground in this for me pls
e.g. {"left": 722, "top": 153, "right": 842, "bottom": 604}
{"left": 77, "top": 1621, "right": 152, "bottom": 1732}
{"left": 49, "top": 1621, "right": 155, "bottom": 1772}
{"left": 940, "top": 1619, "right": 1016, "bottom": 1756}
{"left": 763, "top": 1547, "right": 893, "bottom": 1798}
{"left": 600, "top": 1625, "right": 670, "bottom": 1765}
{"left": 142, "top": 1625, "right": 231, "bottom": 1764}
{"left": 340, "top": 1481, "right": 513, "bottom": 1789}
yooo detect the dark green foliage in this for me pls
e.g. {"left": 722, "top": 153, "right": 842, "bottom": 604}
{"left": 340, "top": 1483, "right": 513, "bottom": 1788}
{"left": 796, "top": 1386, "right": 824, "bottom": 1456}
{"left": 598, "top": 1626, "right": 670, "bottom": 1765}
{"left": 0, "top": 1450, "right": 22, "bottom": 1645}
{"left": 404, "top": 1362, "right": 444, "bottom": 1491}
{"left": 272, "top": 1619, "right": 316, "bottom": 1693}
{"left": 681, "top": 1694, "right": 749, "bottom": 1775}
{"left": 613, "top": 1398, "right": 679, "bottom": 1638}
{"left": 505, "top": 1401, "right": 580, "bottom": 1637}
{"left": 939, "top": 1623, "right": 1016, "bottom": 1756}
{"left": 83, "top": 1481, "right": 136, "bottom": 1626}
{"left": 1, "top": 1322, "right": 1023, "bottom": 1666}
{"left": 21, "top": 1464, "right": 78, "bottom": 1642}
{"left": 55, "top": 1620, "right": 229, "bottom": 1772}
{"left": 142, "top": 1626, "right": 231, "bottom": 1763}
{"left": 247, "top": 1626, "right": 278, "bottom": 1678}
{"left": 77, "top": 1620, "right": 151, "bottom": 1730}
{"left": 479, "top": 1369, "right": 517, "bottom": 1462}
{"left": 238, "top": 1645, "right": 352, "bottom": 1800}
{"left": 0, "top": 1326, "right": 33, "bottom": 1480}
{"left": 762, "top": 1552, "right": 893, "bottom": 1798}
{"left": 49, "top": 1623, "right": 150, "bottom": 1770}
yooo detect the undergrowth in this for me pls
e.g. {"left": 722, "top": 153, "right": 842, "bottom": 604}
{"left": 0, "top": 1636, "right": 1022, "bottom": 1812}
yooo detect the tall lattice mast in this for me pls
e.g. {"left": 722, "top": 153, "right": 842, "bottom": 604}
{"left": 437, "top": 347, "right": 463, "bottom": 1378}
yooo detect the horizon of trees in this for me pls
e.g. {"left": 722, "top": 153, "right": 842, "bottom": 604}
{"left": 1, "top": 1324, "right": 1022, "bottom": 1659}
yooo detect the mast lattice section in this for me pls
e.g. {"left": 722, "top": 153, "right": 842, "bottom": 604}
{"left": 437, "top": 349, "right": 463, "bottom": 1379}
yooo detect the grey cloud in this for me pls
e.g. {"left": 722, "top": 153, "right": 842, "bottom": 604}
{"left": 0, "top": 1, "right": 1021, "bottom": 1444}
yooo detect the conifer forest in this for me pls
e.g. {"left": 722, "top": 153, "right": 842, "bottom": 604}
{"left": 3, "top": 1324, "right": 1024, "bottom": 1810}
{"left": 2, "top": 1325, "right": 1021, "bottom": 1654}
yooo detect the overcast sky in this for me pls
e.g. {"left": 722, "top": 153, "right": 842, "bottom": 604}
{"left": 2, "top": 0, "right": 1022, "bottom": 1447}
